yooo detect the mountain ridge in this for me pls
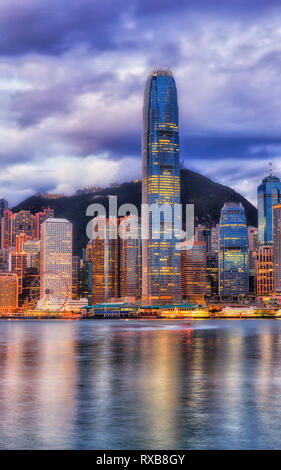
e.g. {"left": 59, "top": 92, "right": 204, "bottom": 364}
{"left": 12, "top": 168, "right": 257, "bottom": 256}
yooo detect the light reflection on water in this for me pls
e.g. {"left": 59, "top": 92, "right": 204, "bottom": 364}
{"left": 1, "top": 319, "right": 281, "bottom": 449}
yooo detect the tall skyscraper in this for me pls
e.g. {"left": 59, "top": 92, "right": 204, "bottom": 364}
{"left": 40, "top": 218, "right": 72, "bottom": 300}
{"left": 72, "top": 255, "right": 81, "bottom": 300}
{"left": 219, "top": 203, "right": 249, "bottom": 297}
{"left": 273, "top": 204, "right": 281, "bottom": 292}
{"left": 258, "top": 172, "right": 281, "bottom": 245}
{"left": 206, "top": 252, "right": 219, "bottom": 296}
{"left": 119, "top": 216, "right": 142, "bottom": 300}
{"left": 142, "top": 70, "right": 181, "bottom": 306}
{"left": 257, "top": 245, "right": 274, "bottom": 295}
{"left": 180, "top": 241, "right": 207, "bottom": 303}
{"left": 1, "top": 210, "right": 13, "bottom": 249}
{"left": 0, "top": 199, "right": 8, "bottom": 249}
{"left": 91, "top": 218, "right": 119, "bottom": 304}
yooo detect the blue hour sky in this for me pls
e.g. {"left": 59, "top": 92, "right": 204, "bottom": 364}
{"left": 1, "top": 0, "right": 281, "bottom": 205}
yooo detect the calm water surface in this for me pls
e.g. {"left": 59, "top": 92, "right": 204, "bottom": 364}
{"left": 0, "top": 319, "right": 281, "bottom": 449}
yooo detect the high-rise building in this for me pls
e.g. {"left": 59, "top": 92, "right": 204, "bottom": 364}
{"left": 13, "top": 210, "right": 35, "bottom": 243}
{"left": 180, "top": 241, "right": 207, "bottom": 303}
{"left": 0, "top": 199, "right": 8, "bottom": 249}
{"left": 72, "top": 255, "right": 81, "bottom": 300}
{"left": 248, "top": 226, "right": 258, "bottom": 294}
{"left": 211, "top": 224, "right": 220, "bottom": 254}
{"left": 9, "top": 252, "right": 28, "bottom": 299}
{"left": 258, "top": 173, "right": 281, "bottom": 245}
{"left": 195, "top": 225, "right": 211, "bottom": 252}
{"left": 0, "top": 272, "right": 18, "bottom": 311}
{"left": 273, "top": 204, "right": 281, "bottom": 292}
{"left": 91, "top": 218, "right": 118, "bottom": 304}
{"left": 257, "top": 245, "right": 274, "bottom": 295}
{"left": 22, "top": 239, "right": 40, "bottom": 269}
{"left": 142, "top": 70, "right": 181, "bottom": 305}
{"left": 119, "top": 216, "right": 142, "bottom": 300}
{"left": 1, "top": 210, "right": 13, "bottom": 249}
{"left": 0, "top": 199, "right": 8, "bottom": 217}
{"left": 219, "top": 203, "right": 249, "bottom": 298}
{"left": 40, "top": 218, "right": 72, "bottom": 299}
{"left": 206, "top": 252, "right": 218, "bottom": 296}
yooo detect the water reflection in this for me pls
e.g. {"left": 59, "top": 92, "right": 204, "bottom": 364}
{"left": 1, "top": 319, "right": 281, "bottom": 448}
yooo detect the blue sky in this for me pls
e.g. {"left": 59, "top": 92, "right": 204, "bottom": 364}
{"left": 1, "top": 0, "right": 281, "bottom": 205}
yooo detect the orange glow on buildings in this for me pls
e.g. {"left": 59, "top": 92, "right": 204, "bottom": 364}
{"left": 257, "top": 245, "right": 274, "bottom": 295}
{"left": 0, "top": 272, "right": 18, "bottom": 311}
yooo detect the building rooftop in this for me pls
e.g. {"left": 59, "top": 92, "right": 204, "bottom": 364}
{"left": 43, "top": 218, "right": 71, "bottom": 223}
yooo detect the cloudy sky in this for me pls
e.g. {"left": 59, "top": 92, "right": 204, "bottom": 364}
{"left": 1, "top": 0, "right": 281, "bottom": 206}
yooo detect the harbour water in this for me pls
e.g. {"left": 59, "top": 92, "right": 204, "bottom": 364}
{"left": 1, "top": 319, "right": 281, "bottom": 449}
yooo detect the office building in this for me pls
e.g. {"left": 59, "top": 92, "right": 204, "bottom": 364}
{"left": 258, "top": 172, "right": 281, "bottom": 245}
{"left": 257, "top": 245, "right": 274, "bottom": 295}
{"left": 219, "top": 203, "right": 249, "bottom": 297}
{"left": 0, "top": 272, "right": 18, "bottom": 311}
{"left": 273, "top": 204, "right": 281, "bottom": 292}
{"left": 180, "top": 241, "right": 207, "bottom": 303}
{"left": 91, "top": 218, "right": 118, "bottom": 304}
{"left": 40, "top": 218, "right": 72, "bottom": 300}
{"left": 142, "top": 70, "right": 181, "bottom": 305}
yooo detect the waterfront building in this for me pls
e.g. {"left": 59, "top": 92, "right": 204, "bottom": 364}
{"left": 35, "top": 208, "right": 54, "bottom": 239}
{"left": 89, "top": 302, "right": 138, "bottom": 318}
{"left": 180, "top": 241, "right": 207, "bottom": 303}
{"left": 142, "top": 70, "right": 181, "bottom": 306}
{"left": 91, "top": 218, "right": 118, "bottom": 304}
{"left": 40, "top": 218, "right": 72, "bottom": 300}
{"left": 78, "top": 258, "right": 90, "bottom": 303}
{"left": 0, "top": 272, "right": 18, "bottom": 311}
{"left": 219, "top": 203, "right": 249, "bottom": 298}
{"left": 21, "top": 267, "right": 39, "bottom": 308}
{"left": 257, "top": 245, "right": 274, "bottom": 295}
{"left": 119, "top": 216, "right": 142, "bottom": 300}
{"left": 273, "top": 204, "right": 281, "bottom": 291}
{"left": 258, "top": 171, "right": 281, "bottom": 245}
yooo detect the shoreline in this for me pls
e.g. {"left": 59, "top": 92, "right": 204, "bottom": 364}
{"left": 0, "top": 315, "right": 280, "bottom": 320}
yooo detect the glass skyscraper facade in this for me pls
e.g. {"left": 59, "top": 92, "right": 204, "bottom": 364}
{"left": 142, "top": 70, "right": 181, "bottom": 305}
{"left": 219, "top": 203, "right": 249, "bottom": 297}
{"left": 258, "top": 174, "right": 281, "bottom": 245}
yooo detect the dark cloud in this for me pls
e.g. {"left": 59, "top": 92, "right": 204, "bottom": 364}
{"left": 0, "top": 0, "right": 280, "bottom": 205}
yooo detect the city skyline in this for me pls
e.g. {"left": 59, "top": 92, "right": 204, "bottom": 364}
{"left": 0, "top": 2, "right": 281, "bottom": 206}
